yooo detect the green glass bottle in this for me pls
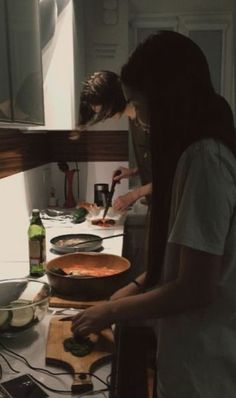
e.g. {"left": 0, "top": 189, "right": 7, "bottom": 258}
{"left": 28, "top": 209, "right": 46, "bottom": 277}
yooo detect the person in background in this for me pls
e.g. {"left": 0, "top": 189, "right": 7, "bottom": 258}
{"left": 72, "top": 31, "right": 236, "bottom": 398}
{"left": 72, "top": 70, "right": 152, "bottom": 211}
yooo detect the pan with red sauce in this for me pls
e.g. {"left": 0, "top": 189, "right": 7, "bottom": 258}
{"left": 91, "top": 219, "right": 116, "bottom": 227}
{"left": 61, "top": 264, "right": 120, "bottom": 277}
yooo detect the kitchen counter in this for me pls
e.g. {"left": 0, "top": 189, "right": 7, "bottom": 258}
{"left": 0, "top": 217, "right": 125, "bottom": 279}
{"left": 0, "top": 216, "right": 125, "bottom": 398}
{"left": 45, "top": 218, "right": 124, "bottom": 261}
{"left": 0, "top": 313, "right": 112, "bottom": 398}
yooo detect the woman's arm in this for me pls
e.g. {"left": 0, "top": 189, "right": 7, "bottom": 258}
{"left": 111, "top": 245, "right": 222, "bottom": 321}
{"left": 71, "top": 244, "right": 222, "bottom": 336}
{"left": 133, "top": 183, "right": 152, "bottom": 199}
{"left": 113, "top": 183, "right": 152, "bottom": 211}
{"left": 110, "top": 272, "right": 147, "bottom": 300}
{"left": 113, "top": 166, "right": 138, "bottom": 181}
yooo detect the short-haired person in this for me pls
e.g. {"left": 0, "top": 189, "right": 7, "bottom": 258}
{"left": 72, "top": 30, "right": 236, "bottom": 398}
{"left": 75, "top": 70, "right": 152, "bottom": 211}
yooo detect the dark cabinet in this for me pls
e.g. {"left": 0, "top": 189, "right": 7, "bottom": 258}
{"left": 0, "top": 0, "right": 11, "bottom": 122}
{"left": 0, "top": 0, "right": 44, "bottom": 126}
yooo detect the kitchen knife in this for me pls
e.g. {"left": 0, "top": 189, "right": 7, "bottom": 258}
{"left": 59, "top": 315, "right": 77, "bottom": 321}
{"left": 102, "top": 170, "right": 121, "bottom": 220}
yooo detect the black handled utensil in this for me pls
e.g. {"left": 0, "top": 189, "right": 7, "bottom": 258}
{"left": 60, "top": 232, "right": 125, "bottom": 247}
{"left": 102, "top": 170, "right": 121, "bottom": 219}
{"left": 58, "top": 162, "right": 69, "bottom": 202}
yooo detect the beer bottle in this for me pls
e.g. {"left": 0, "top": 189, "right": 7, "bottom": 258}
{"left": 28, "top": 209, "right": 46, "bottom": 277}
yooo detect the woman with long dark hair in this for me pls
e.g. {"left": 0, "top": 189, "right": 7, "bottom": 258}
{"left": 78, "top": 70, "right": 127, "bottom": 128}
{"left": 73, "top": 70, "right": 152, "bottom": 210}
{"left": 72, "top": 31, "right": 236, "bottom": 397}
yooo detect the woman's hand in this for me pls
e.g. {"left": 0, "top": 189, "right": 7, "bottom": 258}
{"left": 112, "top": 166, "right": 138, "bottom": 182}
{"left": 71, "top": 302, "right": 113, "bottom": 337}
{"left": 113, "top": 183, "right": 152, "bottom": 211}
{"left": 110, "top": 283, "right": 140, "bottom": 300}
{"left": 113, "top": 191, "right": 137, "bottom": 211}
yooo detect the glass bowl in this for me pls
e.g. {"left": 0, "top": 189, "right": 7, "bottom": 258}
{"left": 0, "top": 278, "right": 50, "bottom": 336}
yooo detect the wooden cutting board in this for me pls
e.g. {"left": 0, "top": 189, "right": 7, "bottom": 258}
{"left": 46, "top": 317, "right": 114, "bottom": 393}
{"left": 49, "top": 294, "right": 106, "bottom": 309}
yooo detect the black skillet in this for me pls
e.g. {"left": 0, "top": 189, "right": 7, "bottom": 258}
{"left": 50, "top": 233, "right": 103, "bottom": 254}
{"left": 50, "top": 232, "right": 125, "bottom": 254}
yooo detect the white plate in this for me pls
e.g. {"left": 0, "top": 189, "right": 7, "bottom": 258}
{"left": 86, "top": 207, "right": 126, "bottom": 229}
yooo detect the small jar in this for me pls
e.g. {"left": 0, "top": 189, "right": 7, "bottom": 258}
{"left": 94, "top": 183, "right": 109, "bottom": 206}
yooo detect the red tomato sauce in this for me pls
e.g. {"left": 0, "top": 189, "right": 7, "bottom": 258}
{"left": 62, "top": 264, "right": 119, "bottom": 277}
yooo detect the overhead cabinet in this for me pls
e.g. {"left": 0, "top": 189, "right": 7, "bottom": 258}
{"left": 0, "top": 0, "right": 11, "bottom": 123}
{"left": 38, "top": 0, "right": 80, "bottom": 130}
{"left": 0, "top": 0, "right": 83, "bottom": 130}
{"left": 0, "top": 0, "right": 44, "bottom": 126}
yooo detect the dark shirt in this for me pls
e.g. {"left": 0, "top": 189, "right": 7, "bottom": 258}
{"left": 129, "top": 120, "right": 152, "bottom": 209}
{"left": 129, "top": 120, "right": 152, "bottom": 186}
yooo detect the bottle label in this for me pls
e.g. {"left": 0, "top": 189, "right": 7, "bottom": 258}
{"left": 28, "top": 225, "right": 45, "bottom": 240}
{"left": 29, "top": 239, "right": 46, "bottom": 276}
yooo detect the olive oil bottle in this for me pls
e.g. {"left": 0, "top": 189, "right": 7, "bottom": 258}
{"left": 28, "top": 209, "right": 46, "bottom": 277}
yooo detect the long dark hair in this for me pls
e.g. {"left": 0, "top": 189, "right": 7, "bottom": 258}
{"left": 121, "top": 31, "right": 236, "bottom": 287}
{"left": 78, "top": 70, "right": 126, "bottom": 129}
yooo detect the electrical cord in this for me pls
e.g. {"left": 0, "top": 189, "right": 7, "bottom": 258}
{"left": 106, "top": 373, "right": 111, "bottom": 385}
{"left": 29, "top": 374, "right": 110, "bottom": 396}
{"left": 0, "top": 341, "right": 113, "bottom": 396}
{"left": 0, "top": 352, "right": 20, "bottom": 374}
{"left": 0, "top": 354, "right": 111, "bottom": 396}
{"left": 0, "top": 341, "right": 109, "bottom": 386}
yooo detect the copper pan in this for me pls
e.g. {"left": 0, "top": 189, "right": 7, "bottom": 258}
{"left": 46, "top": 252, "right": 131, "bottom": 300}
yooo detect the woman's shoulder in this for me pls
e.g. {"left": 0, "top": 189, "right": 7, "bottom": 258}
{"left": 182, "top": 138, "right": 235, "bottom": 163}
{"left": 180, "top": 138, "right": 236, "bottom": 183}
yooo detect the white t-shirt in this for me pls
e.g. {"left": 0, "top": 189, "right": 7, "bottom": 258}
{"left": 156, "top": 139, "right": 236, "bottom": 398}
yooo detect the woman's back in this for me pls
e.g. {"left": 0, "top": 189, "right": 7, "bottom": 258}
{"left": 157, "top": 138, "right": 236, "bottom": 398}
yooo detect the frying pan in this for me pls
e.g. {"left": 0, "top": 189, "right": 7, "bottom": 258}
{"left": 50, "top": 233, "right": 103, "bottom": 254}
{"left": 46, "top": 252, "right": 131, "bottom": 299}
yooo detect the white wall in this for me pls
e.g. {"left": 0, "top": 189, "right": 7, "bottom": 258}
{"left": 129, "top": 0, "right": 234, "bottom": 14}
{"left": 82, "top": 0, "right": 236, "bottom": 129}
{"left": 82, "top": 0, "right": 129, "bottom": 131}
{"left": 74, "top": 0, "right": 86, "bottom": 122}
{"left": 50, "top": 161, "right": 129, "bottom": 207}
{"left": 37, "top": 0, "right": 77, "bottom": 130}
{"left": 0, "top": 165, "right": 50, "bottom": 262}
{"left": 0, "top": 160, "right": 129, "bottom": 264}
{"left": 84, "top": 0, "right": 129, "bottom": 75}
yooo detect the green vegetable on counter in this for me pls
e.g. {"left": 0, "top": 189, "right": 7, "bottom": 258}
{"left": 63, "top": 336, "right": 94, "bottom": 357}
{"left": 72, "top": 207, "right": 88, "bottom": 223}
